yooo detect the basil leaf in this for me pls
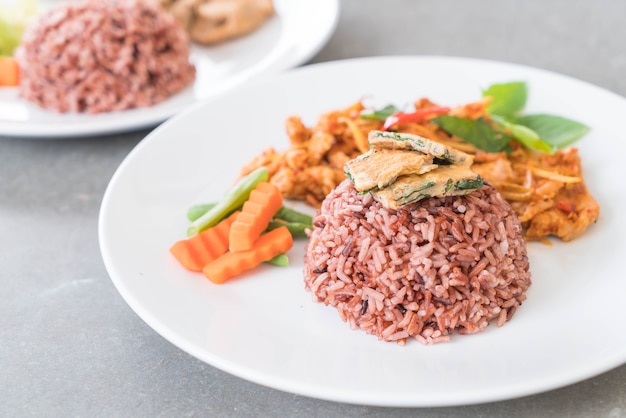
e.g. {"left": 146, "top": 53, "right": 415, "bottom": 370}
{"left": 360, "top": 104, "right": 400, "bottom": 121}
{"left": 490, "top": 114, "right": 553, "bottom": 153}
{"left": 456, "top": 177, "right": 484, "bottom": 190}
{"left": 509, "top": 123, "right": 554, "bottom": 153}
{"left": 514, "top": 114, "right": 590, "bottom": 150}
{"left": 433, "top": 115, "right": 511, "bottom": 153}
{"left": 483, "top": 81, "right": 528, "bottom": 117}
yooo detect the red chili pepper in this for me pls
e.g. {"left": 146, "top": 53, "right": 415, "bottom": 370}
{"left": 556, "top": 201, "right": 577, "bottom": 214}
{"left": 382, "top": 106, "right": 451, "bottom": 131}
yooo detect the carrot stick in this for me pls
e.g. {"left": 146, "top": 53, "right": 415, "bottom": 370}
{"left": 169, "top": 211, "right": 239, "bottom": 271}
{"left": 0, "top": 56, "right": 19, "bottom": 86}
{"left": 203, "top": 226, "right": 293, "bottom": 284}
{"left": 228, "top": 182, "right": 283, "bottom": 252}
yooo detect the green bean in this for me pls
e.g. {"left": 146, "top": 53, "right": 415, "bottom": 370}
{"left": 188, "top": 203, "right": 312, "bottom": 238}
{"left": 266, "top": 220, "right": 311, "bottom": 238}
{"left": 186, "top": 203, "right": 216, "bottom": 222}
{"left": 274, "top": 206, "right": 313, "bottom": 225}
{"left": 187, "top": 167, "right": 268, "bottom": 236}
{"left": 264, "top": 253, "right": 289, "bottom": 267}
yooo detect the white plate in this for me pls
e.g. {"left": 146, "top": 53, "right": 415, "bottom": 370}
{"left": 98, "top": 56, "right": 626, "bottom": 407}
{"left": 0, "top": 0, "right": 339, "bottom": 138}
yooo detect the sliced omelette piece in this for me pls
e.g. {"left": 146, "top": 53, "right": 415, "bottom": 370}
{"left": 370, "top": 165, "right": 484, "bottom": 209}
{"left": 368, "top": 130, "right": 473, "bottom": 166}
{"left": 344, "top": 149, "right": 438, "bottom": 192}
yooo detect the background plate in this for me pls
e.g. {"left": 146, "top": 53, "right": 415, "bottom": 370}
{"left": 0, "top": 0, "right": 339, "bottom": 138}
{"left": 98, "top": 56, "right": 626, "bottom": 407}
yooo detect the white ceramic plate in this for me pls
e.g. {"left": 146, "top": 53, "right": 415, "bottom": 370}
{"left": 0, "top": 0, "right": 339, "bottom": 138}
{"left": 98, "top": 56, "right": 626, "bottom": 407}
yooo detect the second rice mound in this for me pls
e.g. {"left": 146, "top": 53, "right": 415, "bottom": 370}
{"left": 16, "top": 0, "right": 196, "bottom": 114}
{"left": 303, "top": 180, "right": 532, "bottom": 345}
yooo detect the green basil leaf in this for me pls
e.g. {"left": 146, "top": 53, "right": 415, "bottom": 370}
{"left": 509, "top": 123, "right": 554, "bottom": 153}
{"left": 456, "top": 177, "right": 485, "bottom": 190}
{"left": 483, "top": 81, "right": 528, "bottom": 117}
{"left": 513, "top": 114, "right": 589, "bottom": 150}
{"left": 490, "top": 114, "right": 553, "bottom": 153}
{"left": 433, "top": 115, "right": 511, "bottom": 153}
{"left": 360, "top": 104, "right": 400, "bottom": 121}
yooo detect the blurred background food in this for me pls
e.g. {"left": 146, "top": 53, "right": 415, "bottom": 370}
{"left": 1, "top": 0, "right": 277, "bottom": 105}
{"left": 15, "top": 0, "right": 196, "bottom": 113}
{"left": 0, "top": 0, "right": 40, "bottom": 56}
{"left": 153, "top": 0, "right": 274, "bottom": 44}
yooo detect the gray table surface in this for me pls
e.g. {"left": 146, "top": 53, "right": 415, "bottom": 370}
{"left": 2, "top": 0, "right": 625, "bottom": 416}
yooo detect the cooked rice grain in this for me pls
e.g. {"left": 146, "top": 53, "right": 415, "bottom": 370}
{"left": 303, "top": 180, "right": 531, "bottom": 345}
{"left": 16, "top": 0, "right": 195, "bottom": 114}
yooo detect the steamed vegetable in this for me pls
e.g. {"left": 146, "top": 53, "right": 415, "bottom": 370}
{"left": 169, "top": 211, "right": 239, "bottom": 271}
{"left": 202, "top": 226, "right": 293, "bottom": 284}
{"left": 172, "top": 169, "right": 308, "bottom": 282}
{"left": 186, "top": 202, "right": 217, "bottom": 222}
{"left": 186, "top": 201, "right": 313, "bottom": 238}
{"left": 0, "top": 56, "right": 19, "bottom": 86}
{"left": 265, "top": 253, "right": 289, "bottom": 266}
{"left": 229, "top": 182, "right": 283, "bottom": 252}
{"left": 274, "top": 206, "right": 313, "bottom": 225}
{"left": 266, "top": 206, "right": 314, "bottom": 238}
{"left": 187, "top": 166, "right": 268, "bottom": 236}
{"left": 266, "top": 219, "right": 310, "bottom": 238}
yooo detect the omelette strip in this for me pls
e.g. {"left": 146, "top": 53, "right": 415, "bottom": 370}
{"left": 368, "top": 130, "right": 473, "bottom": 166}
{"left": 344, "top": 149, "right": 437, "bottom": 192}
{"left": 370, "top": 165, "right": 484, "bottom": 209}
{"left": 345, "top": 131, "right": 483, "bottom": 209}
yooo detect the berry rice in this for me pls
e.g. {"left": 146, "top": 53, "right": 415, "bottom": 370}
{"left": 303, "top": 180, "right": 532, "bottom": 345}
{"left": 15, "top": 0, "right": 196, "bottom": 114}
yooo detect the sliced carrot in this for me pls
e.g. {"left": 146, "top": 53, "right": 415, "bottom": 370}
{"left": 203, "top": 226, "right": 293, "bottom": 284}
{"left": 169, "top": 211, "right": 239, "bottom": 271}
{"left": 228, "top": 182, "right": 283, "bottom": 252}
{"left": 0, "top": 56, "right": 19, "bottom": 87}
